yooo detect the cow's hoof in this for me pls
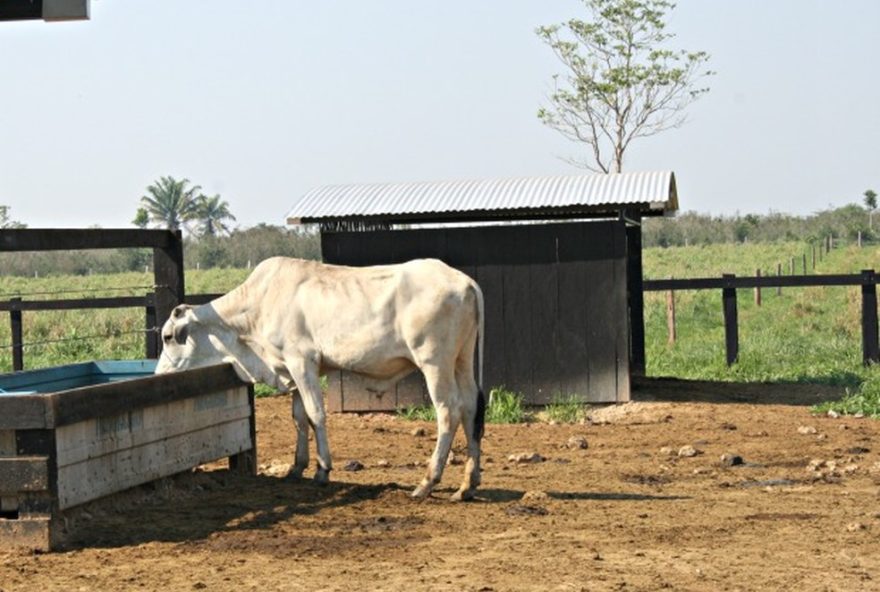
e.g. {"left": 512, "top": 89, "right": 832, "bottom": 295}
{"left": 314, "top": 469, "right": 331, "bottom": 486}
{"left": 410, "top": 483, "right": 432, "bottom": 500}
{"left": 284, "top": 466, "right": 306, "bottom": 481}
{"left": 450, "top": 488, "right": 476, "bottom": 502}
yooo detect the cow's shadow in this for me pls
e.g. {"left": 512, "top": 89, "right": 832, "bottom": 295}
{"left": 57, "top": 471, "right": 688, "bottom": 550}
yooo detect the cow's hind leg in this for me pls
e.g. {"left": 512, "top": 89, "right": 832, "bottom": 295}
{"left": 450, "top": 362, "right": 483, "bottom": 502}
{"left": 286, "top": 392, "right": 310, "bottom": 480}
{"left": 412, "top": 364, "right": 461, "bottom": 500}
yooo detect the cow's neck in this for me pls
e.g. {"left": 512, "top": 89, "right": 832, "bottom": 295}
{"left": 203, "top": 283, "right": 257, "bottom": 335}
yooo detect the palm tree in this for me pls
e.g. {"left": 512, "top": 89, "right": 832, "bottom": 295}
{"left": 194, "top": 194, "right": 236, "bottom": 237}
{"left": 139, "top": 176, "right": 202, "bottom": 231}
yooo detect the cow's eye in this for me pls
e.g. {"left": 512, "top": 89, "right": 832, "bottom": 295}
{"left": 163, "top": 333, "right": 173, "bottom": 343}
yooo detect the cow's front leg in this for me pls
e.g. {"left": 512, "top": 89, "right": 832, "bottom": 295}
{"left": 287, "top": 392, "right": 310, "bottom": 480}
{"left": 287, "top": 356, "right": 333, "bottom": 485}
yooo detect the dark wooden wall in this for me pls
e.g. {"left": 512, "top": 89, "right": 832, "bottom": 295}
{"left": 321, "top": 220, "right": 630, "bottom": 409}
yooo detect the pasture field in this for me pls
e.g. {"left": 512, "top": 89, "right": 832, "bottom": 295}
{"left": 4, "top": 242, "right": 880, "bottom": 397}
{"left": 2, "top": 389, "right": 879, "bottom": 591}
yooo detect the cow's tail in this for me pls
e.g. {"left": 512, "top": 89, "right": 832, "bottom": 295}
{"left": 472, "top": 281, "right": 486, "bottom": 442}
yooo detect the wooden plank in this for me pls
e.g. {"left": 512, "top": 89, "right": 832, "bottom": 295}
{"left": 395, "top": 372, "right": 430, "bottom": 409}
{"left": 722, "top": 274, "right": 739, "bottom": 366}
{"left": 56, "top": 418, "right": 253, "bottom": 509}
{"left": 611, "top": 223, "right": 631, "bottom": 402}
{"left": 644, "top": 274, "right": 874, "bottom": 291}
{"left": 527, "top": 225, "right": 560, "bottom": 404}
{"left": 582, "top": 222, "right": 619, "bottom": 403}
{"left": 501, "top": 238, "right": 533, "bottom": 398}
{"left": 0, "top": 296, "right": 148, "bottom": 312}
{"left": 475, "top": 226, "right": 508, "bottom": 395}
{"left": 862, "top": 269, "right": 879, "bottom": 365}
{"left": 0, "top": 519, "right": 51, "bottom": 551}
{"left": 55, "top": 387, "right": 251, "bottom": 466}
{"left": 0, "top": 229, "right": 176, "bottom": 252}
{"left": 626, "top": 216, "right": 645, "bottom": 375}
{"left": 0, "top": 397, "right": 51, "bottom": 429}
{"left": 153, "top": 230, "right": 184, "bottom": 340}
{"left": 338, "top": 371, "right": 399, "bottom": 412}
{"left": 50, "top": 363, "right": 244, "bottom": 427}
{"left": 10, "top": 299, "right": 22, "bottom": 371}
{"left": 556, "top": 224, "right": 591, "bottom": 399}
{"left": 324, "top": 371, "right": 344, "bottom": 413}
{"left": 0, "top": 0, "right": 44, "bottom": 21}
{"left": 0, "top": 429, "right": 15, "bottom": 455}
{"left": 0, "top": 456, "right": 49, "bottom": 493}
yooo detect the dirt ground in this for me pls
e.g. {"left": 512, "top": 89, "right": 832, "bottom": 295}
{"left": 2, "top": 379, "right": 880, "bottom": 592}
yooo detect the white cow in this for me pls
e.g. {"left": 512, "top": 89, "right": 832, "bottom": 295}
{"left": 155, "top": 257, "right": 485, "bottom": 501}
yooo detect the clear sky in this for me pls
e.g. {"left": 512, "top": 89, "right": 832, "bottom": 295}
{"left": 1, "top": 1, "right": 878, "bottom": 230}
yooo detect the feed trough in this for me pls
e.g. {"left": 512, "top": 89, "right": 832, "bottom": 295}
{"left": 0, "top": 360, "right": 255, "bottom": 550}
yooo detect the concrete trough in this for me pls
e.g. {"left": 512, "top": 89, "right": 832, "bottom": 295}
{"left": 0, "top": 360, "right": 255, "bottom": 550}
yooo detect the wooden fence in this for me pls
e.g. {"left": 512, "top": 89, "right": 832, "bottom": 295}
{"left": 0, "top": 229, "right": 220, "bottom": 372}
{"left": 1, "top": 292, "right": 221, "bottom": 372}
{"left": 644, "top": 269, "right": 880, "bottom": 366}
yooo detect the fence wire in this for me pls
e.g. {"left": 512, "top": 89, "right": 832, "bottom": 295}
{"left": 0, "top": 327, "right": 160, "bottom": 351}
{"left": 0, "top": 285, "right": 166, "bottom": 299}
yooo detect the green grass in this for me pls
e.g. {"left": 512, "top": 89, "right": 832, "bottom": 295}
{"left": 544, "top": 393, "right": 587, "bottom": 423}
{"left": 813, "top": 369, "right": 880, "bottom": 418}
{"left": 4, "top": 241, "right": 880, "bottom": 418}
{"left": 396, "top": 387, "right": 531, "bottom": 424}
{"left": 486, "top": 386, "right": 528, "bottom": 424}
{"left": 396, "top": 405, "right": 437, "bottom": 422}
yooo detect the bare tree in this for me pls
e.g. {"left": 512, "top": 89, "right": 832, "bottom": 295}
{"left": 537, "top": 0, "right": 713, "bottom": 173}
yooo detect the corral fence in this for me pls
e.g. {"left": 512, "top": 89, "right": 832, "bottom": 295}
{"left": 0, "top": 229, "right": 221, "bottom": 372}
{"left": 644, "top": 270, "right": 880, "bottom": 366}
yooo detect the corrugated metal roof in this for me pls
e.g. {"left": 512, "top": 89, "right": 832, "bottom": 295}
{"left": 286, "top": 171, "right": 677, "bottom": 224}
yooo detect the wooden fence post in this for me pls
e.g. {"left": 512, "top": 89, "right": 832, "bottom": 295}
{"left": 145, "top": 292, "right": 158, "bottom": 359}
{"left": 754, "top": 269, "right": 762, "bottom": 306}
{"left": 152, "top": 230, "right": 185, "bottom": 354}
{"left": 722, "top": 274, "right": 739, "bottom": 366}
{"left": 666, "top": 281, "right": 676, "bottom": 345}
{"left": 861, "top": 269, "right": 879, "bottom": 365}
{"left": 812, "top": 244, "right": 816, "bottom": 269}
{"left": 789, "top": 257, "right": 795, "bottom": 275}
{"left": 802, "top": 254, "right": 807, "bottom": 275}
{"left": 10, "top": 297, "right": 23, "bottom": 372}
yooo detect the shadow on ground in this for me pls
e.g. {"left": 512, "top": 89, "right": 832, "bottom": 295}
{"left": 632, "top": 375, "right": 848, "bottom": 406}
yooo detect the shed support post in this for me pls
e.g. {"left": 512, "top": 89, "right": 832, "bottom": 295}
{"left": 10, "top": 298, "right": 23, "bottom": 372}
{"left": 722, "top": 274, "right": 739, "bottom": 366}
{"left": 861, "top": 269, "right": 879, "bottom": 365}
{"left": 152, "top": 230, "right": 185, "bottom": 352}
{"left": 625, "top": 212, "right": 645, "bottom": 376}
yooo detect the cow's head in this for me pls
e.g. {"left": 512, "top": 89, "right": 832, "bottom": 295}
{"left": 154, "top": 304, "right": 260, "bottom": 384}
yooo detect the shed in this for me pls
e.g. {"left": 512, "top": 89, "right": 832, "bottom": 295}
{"left": 286, "top": 171, "right": 678, "bottom": 410}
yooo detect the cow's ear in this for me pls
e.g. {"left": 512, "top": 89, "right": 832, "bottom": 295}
{"left": 172, "top": 305, "right": 189, "bottom": 319}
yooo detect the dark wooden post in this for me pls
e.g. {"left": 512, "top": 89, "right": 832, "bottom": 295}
{"left": 722, "top": 274, "right": 739, "bottom": 366}
{"left": 10, "top": 297, "right": 23, "bottom": 372}
{"left": 802, "top": 254, "right": 807, "bottom": 275}
{"left": 812, "top": 244, "right": 816, "bottom": 269}
{"left": 152, "top": 230, "right": 185, "bottom": 352}
{"left": 625, "top": 213, "right": 646, "bottom": 375}
{"left": 861, "top": 269, "right": 879, "bottom": 365}
{"left": 145, "top": 292, "right": 159, "bottom": 359}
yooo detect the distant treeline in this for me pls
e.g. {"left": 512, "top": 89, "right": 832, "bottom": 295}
{"left": 0, "top": 204, "right": 876, "bottom": 276}
{"left": 0, "top": 225, "right": 321, "bottom": 277}
{"left": 643, "top": 204, "right": 875, "bottom": 247}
